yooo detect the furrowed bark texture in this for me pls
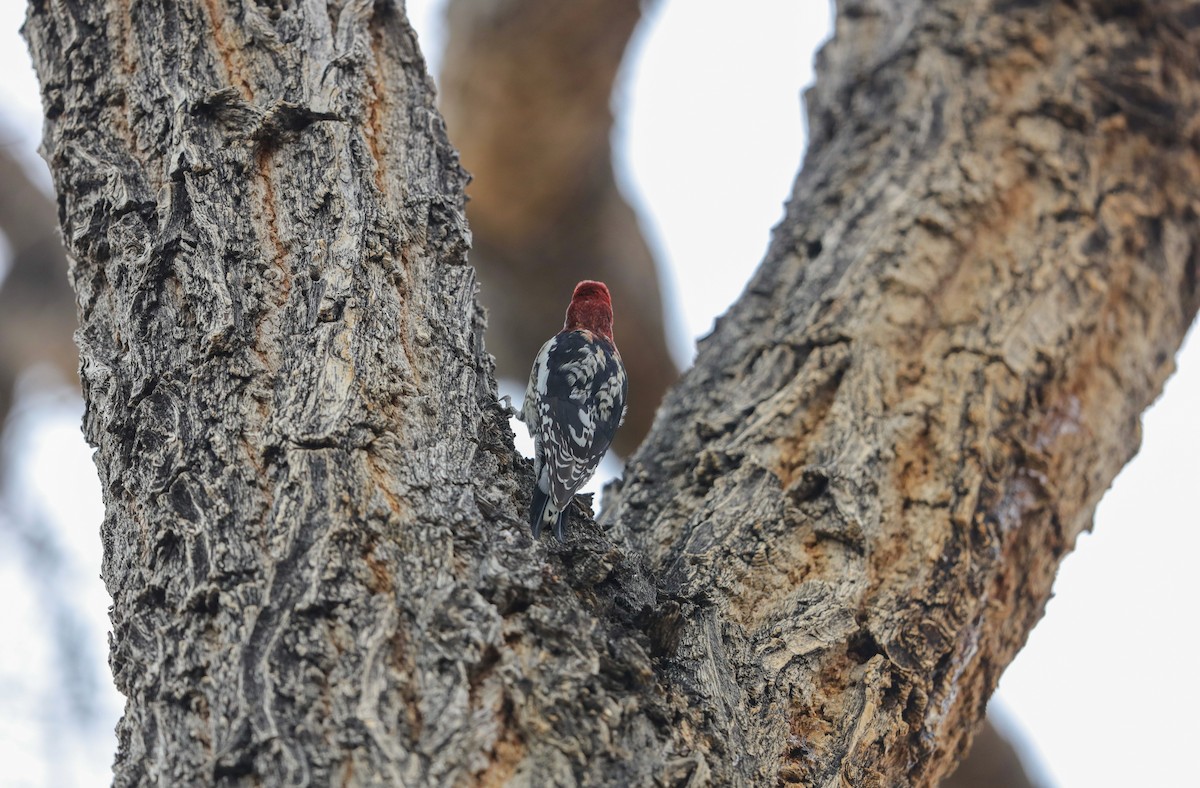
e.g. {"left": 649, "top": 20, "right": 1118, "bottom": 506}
{"left": 605, "top": 0, "right": 1200, "bottom": 784}
{"left": 27, "top": 0, "right": 482, "bottom": 783}
{"left": 24, "top": 1, "right": 1200, "bottom": 788}
{"left": 24, "top": 1, "right": 676, "bottom": 785}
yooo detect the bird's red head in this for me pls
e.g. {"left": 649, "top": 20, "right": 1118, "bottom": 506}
{"left": 564, "top": 280, "right": 615, "bottom": 343}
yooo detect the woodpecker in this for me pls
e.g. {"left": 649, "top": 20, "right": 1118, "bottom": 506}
{"left": 519, "top": 280, "right": 628, "bottom": 542}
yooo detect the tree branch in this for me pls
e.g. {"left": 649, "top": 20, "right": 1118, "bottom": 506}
{"left": 605, "top": 0, "right": 1200, "bottom": 783}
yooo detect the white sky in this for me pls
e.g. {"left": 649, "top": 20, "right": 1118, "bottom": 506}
{"left": 1, "top": 2, "right": 1197, "bottom": 786}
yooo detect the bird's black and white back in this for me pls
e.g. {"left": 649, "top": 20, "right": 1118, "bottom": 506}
{"left": 522, "top": 329, "right": 627, "bottom": 541}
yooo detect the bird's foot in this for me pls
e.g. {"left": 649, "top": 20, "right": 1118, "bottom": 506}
{"left": 498, "top": 394, "right": 521, "bottom": 420}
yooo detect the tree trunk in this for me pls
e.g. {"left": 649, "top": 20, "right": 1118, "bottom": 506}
{"left": 23, "top": 2, "right": 1199, "bottom": 787}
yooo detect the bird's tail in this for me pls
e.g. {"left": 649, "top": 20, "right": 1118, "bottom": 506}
{"left": 552, "top": 509, "right": 568, "bottom": 543}
{"left": 529, "top": 485, "right": 552, "bottom": 539}
{"left": 529, "top": 486, "right": 569, "bottom": 543}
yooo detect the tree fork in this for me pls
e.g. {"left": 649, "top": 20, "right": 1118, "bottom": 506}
{"left": 23, "top": 1, "right": 1200, "bottom": 787}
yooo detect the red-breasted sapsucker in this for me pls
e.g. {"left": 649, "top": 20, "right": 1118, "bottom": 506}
{"left": 519, "top": 280, "right": 628, "bottom": 542}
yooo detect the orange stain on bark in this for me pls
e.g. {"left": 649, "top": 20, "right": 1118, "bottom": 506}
{"left": 200, "top": 0, "right": 255, "bottom": 101}
{"left": 363, "top": 545, "right": 394, "bottom": 595}
{"left": 255, "top": 149, "right": 292, "bottom": 308}
{"left": 366, "top": 453, "right": 405, "bottom": 518}
{"left": 364, "top": 16, "right": 391, "bottom": 196}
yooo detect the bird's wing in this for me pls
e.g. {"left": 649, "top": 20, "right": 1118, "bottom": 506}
{"left": 531, "top": 332, "right": 626, "bottom": 507}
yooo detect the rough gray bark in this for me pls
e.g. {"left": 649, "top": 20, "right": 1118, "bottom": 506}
{"left": 23, "top": 2, "right": 1199, "bottom": 788}
{"left": 24, "top": 1, "right": 483, "bottom": 783}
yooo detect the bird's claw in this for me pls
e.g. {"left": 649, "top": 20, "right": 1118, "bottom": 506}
{"left": 498, "top": 394, "right": 520, "bottom": 419}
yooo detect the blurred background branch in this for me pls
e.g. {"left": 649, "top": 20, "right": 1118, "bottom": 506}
{"left": 0, "top": 141, "right": 77, "bottom": 430}
{"left": 440, "top": 0, "right": 677, "bottom": 455}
